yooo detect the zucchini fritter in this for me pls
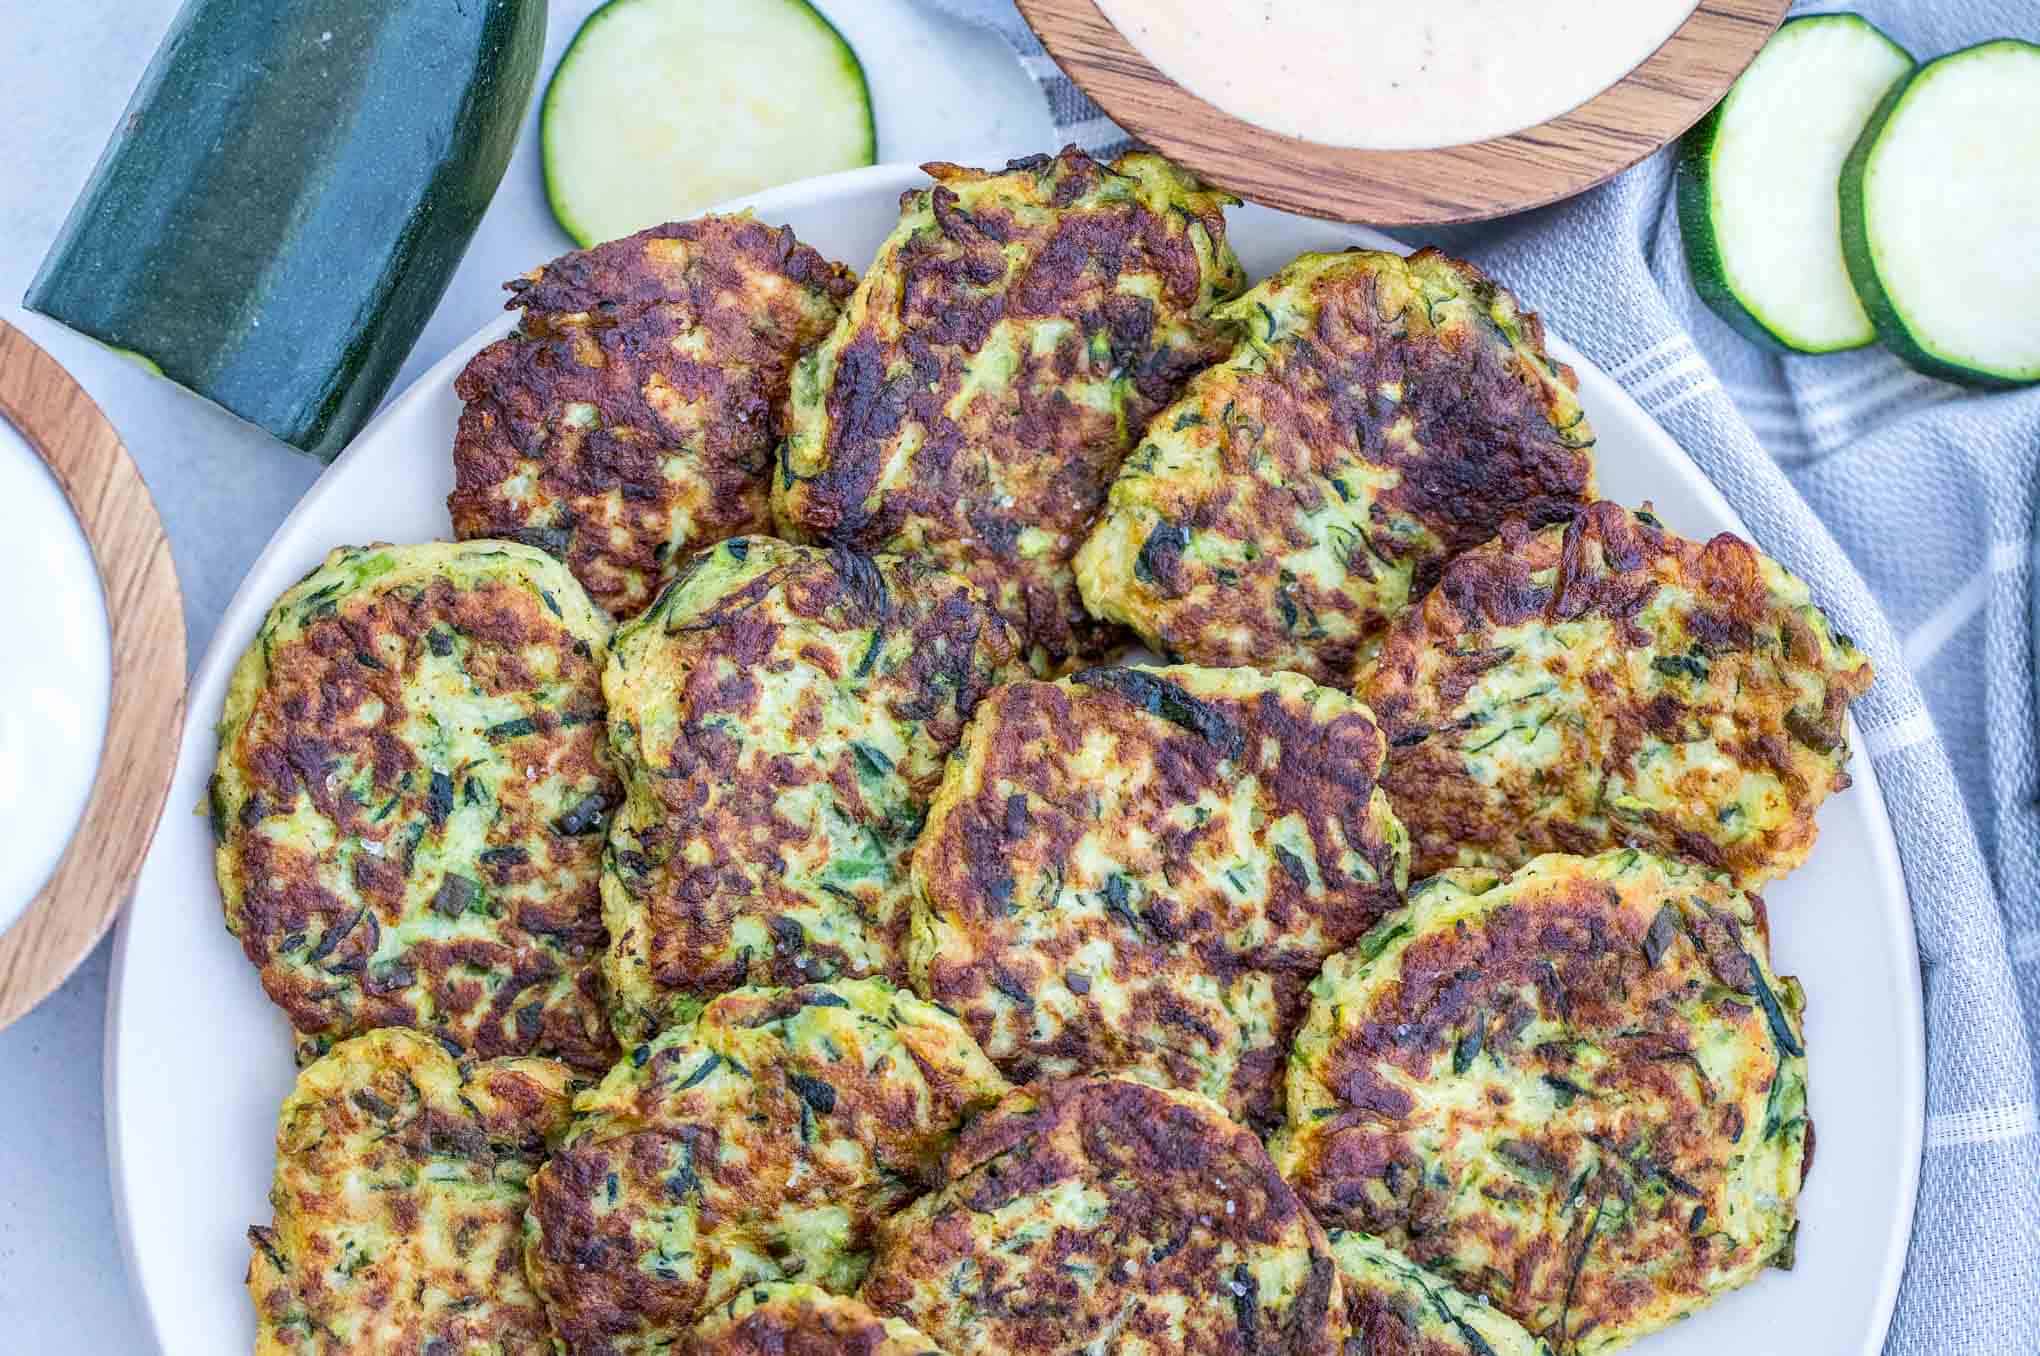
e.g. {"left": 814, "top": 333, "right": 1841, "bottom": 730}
{"left": 1272, "top": 851, "right": 1811, "bottom": 1355}
{"left": 685, "top": 1282, "right": 947, "bottom": 1356}
{"left": 247, "top": 1029, "right": 572, "bottom": 1355}
{"left": 908, "top": 663, "right": 1407, "bottom": 1130}
{"left": 601, "top": 537, "right": 1023, "bottom": 1041}
{"left": 451, "top": 216, "right": 856, "bottom": 618}
{"left": 1329, "top": 1231, "right": 1551, "bottom": 1356}
{"left": 524, "top": 978, "right": 1009, "bottom": 1354}
{"left": 861, "top": 1074, "right": 1346, "bottom": 1355}
{"left": 1357, "top": 502, "right": 1873, "bottom": 886}
{"left": 773, "top": 147, "right": 1247, "bottom": 668}
{"left": 1076, "top": 248, "right": 1596, "bottom": 685}
{"left": 213, "top": 542, "right": 620, "bottom": 1072}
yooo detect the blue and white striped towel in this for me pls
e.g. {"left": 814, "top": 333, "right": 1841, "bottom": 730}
{"left": 928, "top": 0, "right": 2040, "bottom": 1349}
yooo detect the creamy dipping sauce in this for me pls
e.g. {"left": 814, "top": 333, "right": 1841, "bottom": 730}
{"left": 0, "top": 418, "right": 110, "bottom": 934}
{"left": 1096, "top": 0, "right": 1703, "bottom": 150}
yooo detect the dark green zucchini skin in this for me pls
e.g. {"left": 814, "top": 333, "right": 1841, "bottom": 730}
{"left": 26, "top": 0, "right": 546, "bottom": 460}
{"left": 1675, "top": 110, "right": 1797, "bottom": 356}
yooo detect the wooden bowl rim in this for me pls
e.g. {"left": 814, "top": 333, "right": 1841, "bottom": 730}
{"left": 0, "top": 319, "right": 186, "bottom": 1029}
{"left": 1015, "top": 0, "right": 1792, "bottom": 224}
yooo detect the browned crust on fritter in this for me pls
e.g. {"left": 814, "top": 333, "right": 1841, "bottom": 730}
{"left": 684, "top": 1286, "right": 943, "bottom": 1356}
{"left": 1342, "top": 1292, "right": 1475, "bottom": 1356}
{"left": 863, "top": 1075, "right": 1344, "bottom": 1355}
{"left": 1090, "top": 248, "right": 1594, "bottom": 685}
{"left": 911, "top": 668, "right": 1403, "bottom": 1130}
{"left": 222, "top": 565, "right": 619, "bottom": 1072}
{"left": 248, "top": 1031, "right": 573, "bottom": 1354}
{"left": 529, "top": 1130, "right": 715, "bottom": 1348}
{"left": 1280, "top": 856, "right": 1807, "bottom": 1352}
{"left": 1336, "top": 1264, "right": 1529, "bottom": 1356}
{"left": 1291, "top": 891, "right": 1745, "bottom": 1215}
{"left": 1296, "top": 250, "right": 1589, "bottom": 571}
{"left": 451, "top": 216, "right": 854, "bottom": 618}
{"left": 777, "top": 148, "right": 1242, "bottom": 665}
{"left": 603, "top": 542, "right": 1024, "bottom": 1030}
{"left": 1359, "top": 502, "right": 1873, "bottom": 883}
{"left": 526, "top": 981, "right": 1006, "bottom": 1352}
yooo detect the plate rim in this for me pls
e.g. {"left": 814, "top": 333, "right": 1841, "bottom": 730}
{"left": 104, "top": 160, "right": 1925, "bottom": 1354}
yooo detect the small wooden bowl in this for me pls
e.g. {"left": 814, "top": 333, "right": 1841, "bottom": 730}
{"left": 1015, "top": 0, "right": 1792, "bottom": 224}
{"left": 0, "top": 319, "right": 185, "bottom": 1029}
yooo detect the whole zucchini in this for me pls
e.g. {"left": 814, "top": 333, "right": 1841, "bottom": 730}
{"left": 26, "top": 0, "right": 546, "bottom": 460}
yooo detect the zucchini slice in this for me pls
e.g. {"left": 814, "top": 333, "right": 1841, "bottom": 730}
{"left": 1678, "top": 15, "right": 1913, "bottom": 354}
{"left": 1841, "top": 39, "right": 2040, "bottom": 388}
{"left": 542, "top": 0, "right": 876, "bottom": 248}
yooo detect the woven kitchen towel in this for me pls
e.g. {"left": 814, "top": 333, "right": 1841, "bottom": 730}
{"left": 928, "top": 0, "right": 2040, "bottom": 1349}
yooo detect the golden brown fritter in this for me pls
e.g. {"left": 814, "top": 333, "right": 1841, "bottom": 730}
{"left": 907, "top": 663, "right": 1407, "bottom": 1131}
{"left": 1272, "top": 851, "right": 1811, "bottom": 1355}
{"left": 247, "top": 1029, "right": 573, "bottom": 1355}
{"left": 1327, "top": 1231, "right": 1551, "bottom": 1356}
{"left": 861, "top": 1074, "right": 1347, "bottom": 1355}
{"left": 600, "top": 537, "right": 1024, "bottom": 1042}
{"left": 212, "top": 542, "right": 621, "bottom": 1073}
{"left": 1356, "top": 501, "right": 1873, "bottom": 886}
{"left": 524, "top": 979, "right": 1009, "bottom": 1355}
{"left": 684, "top": 1283, "right": 947, "bottom": 1356}
{"left": 773, "top": 147, "right": 1247, "bottom": 668}
{"left": 1076, "top": 248, "right": 1597, "bottom": 686}
{"left": 450, "top": 216, "right": 855, "bottom": 618}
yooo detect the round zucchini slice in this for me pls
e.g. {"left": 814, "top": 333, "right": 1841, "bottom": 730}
{"left": 1840, "top": 38, "right": 2040, "bottom": 387}
{"left": 541, "top": 0, "right": 876, "bottom": 248}
{"left": 1678, "top": 14, "right": 1913, "bottom": 354}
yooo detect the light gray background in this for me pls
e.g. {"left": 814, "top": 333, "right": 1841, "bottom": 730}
{"left": 0, "top": 1, "right": 1049, "bottom": 1346}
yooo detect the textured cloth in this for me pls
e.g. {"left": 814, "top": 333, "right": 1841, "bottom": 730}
{"left": 928, "top": 0, "right": 2040, "bottom": 1349}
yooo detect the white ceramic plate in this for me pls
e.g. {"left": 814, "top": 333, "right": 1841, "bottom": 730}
{"left": 107, "top": 164, "right": 1924, "bottom": 1356}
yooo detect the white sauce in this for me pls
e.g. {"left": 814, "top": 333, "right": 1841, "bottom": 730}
{"left": 1096, "top": 0, "right": 1702, "bottom": 150}
{"left": 0, "top": 418, "right": 111, "bottom": 934}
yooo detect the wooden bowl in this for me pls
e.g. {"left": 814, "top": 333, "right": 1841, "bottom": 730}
{"left": 1015, "top": 0, "right": 1792, "bottom": 224}
{"left": 0, "top": 319, "right": 185, "bottom": 1029}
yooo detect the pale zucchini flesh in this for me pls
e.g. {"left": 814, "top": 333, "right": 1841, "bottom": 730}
{"left": 1678, "top": 14, "right": 1912, "bottom": 354}
{"left": 542, "top": 0, "right": 876, "bottom": 248}
{"left": 1841, "top": 39, "right": 2040, "bottom": 387}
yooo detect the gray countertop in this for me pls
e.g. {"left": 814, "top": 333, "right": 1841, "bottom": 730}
{"left": 0, "top": 2, "right": 1049, "bottom": 1345}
